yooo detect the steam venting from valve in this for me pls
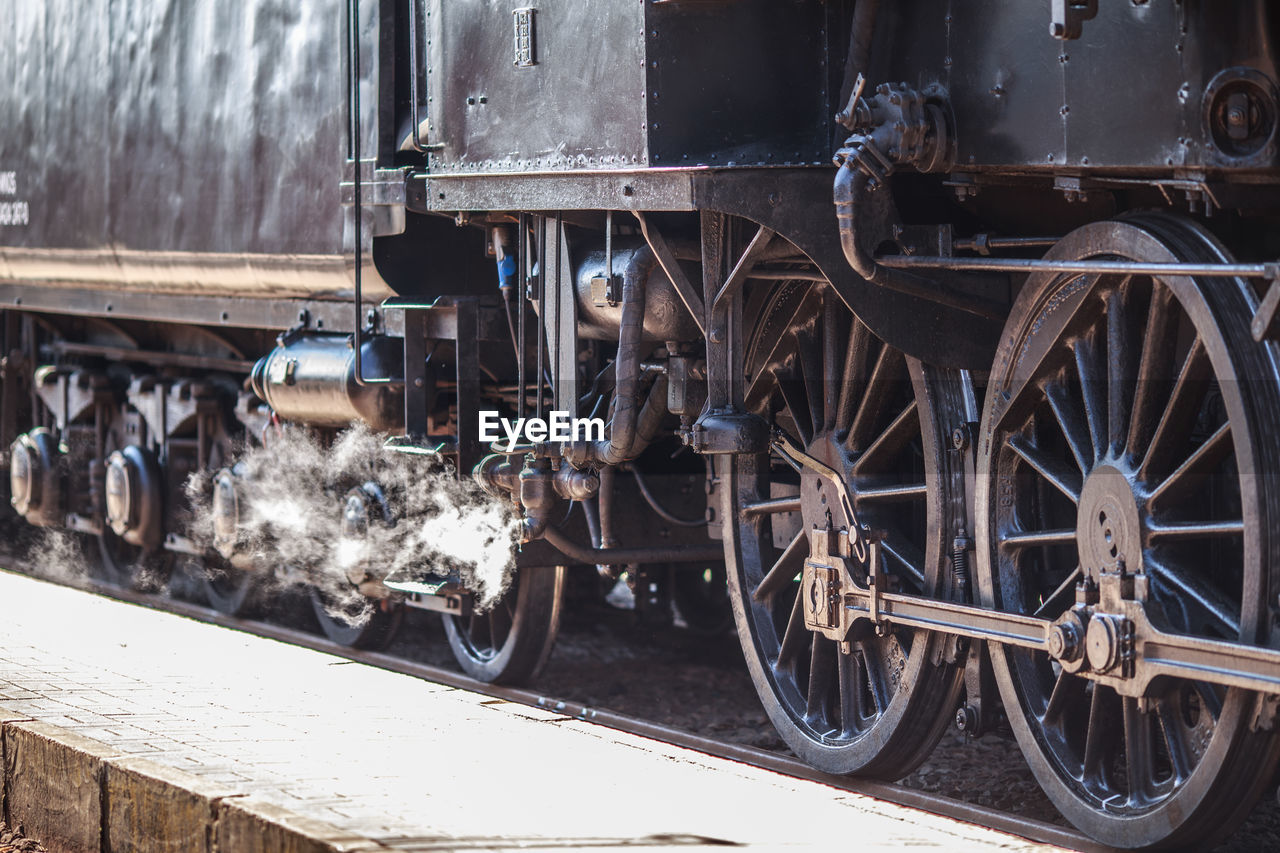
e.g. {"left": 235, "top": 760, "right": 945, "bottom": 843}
{"left": 186, "top": 425, "right": 520, "bottom": 619}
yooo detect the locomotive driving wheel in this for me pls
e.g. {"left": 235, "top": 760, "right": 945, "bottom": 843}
{"left": 723, "top": 282, "right": 965, "bottom": 778}
{"left": 442, "top": 564, "right": 565, "bottom": 685}
{"left": 975, "top": 215, "right": 1280, "bottom": 849}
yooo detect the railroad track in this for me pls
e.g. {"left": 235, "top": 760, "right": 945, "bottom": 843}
{"left": 33, "top": 569, "right": 1106, "bottom": 853}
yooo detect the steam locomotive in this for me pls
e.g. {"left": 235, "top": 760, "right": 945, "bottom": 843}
{"left": 5, "top": 0, "right": 1280, "bottom": 847}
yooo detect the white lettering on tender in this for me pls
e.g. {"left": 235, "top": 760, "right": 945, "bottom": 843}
{"left": 0, "top": 172, "right": 16, "bottom": 195}
{"left": 0, "top": 201, "right": 29, "bottom": 227}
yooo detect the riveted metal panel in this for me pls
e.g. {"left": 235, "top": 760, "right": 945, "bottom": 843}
{"left": 425, "top": 0, "right": 649, "bottom": 173}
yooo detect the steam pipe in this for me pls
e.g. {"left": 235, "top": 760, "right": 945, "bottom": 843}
{"left": 542, "top": 526, "right": 722, "bottom": 565}
{"left": 598, "top": 465, "right": 618, "bottom": 550}
{"left": 562, "top": 248, "right": 653, "bottom": 467}
{"left": 834, "top": 164, "right": 1002, "bottom": 321}
{"left": 626, "top": 374, "right": 669, "bottom": 459}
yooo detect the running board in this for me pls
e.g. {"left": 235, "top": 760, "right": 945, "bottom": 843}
{"left": 382, "top": 575, "right": 472, "bottom": 617}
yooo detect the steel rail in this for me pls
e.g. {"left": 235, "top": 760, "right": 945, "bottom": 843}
{"left": 3, "top": 565, "right": 1101, "bottom": 852}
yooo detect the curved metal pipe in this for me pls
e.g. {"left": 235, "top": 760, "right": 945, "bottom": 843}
{"left": 834, "top": 164, "right": 1003, "bottom": 321}
{"left": 541, "top": 526, "right": 721, "bottom": 565}
{"left": 626, "top": 374, "right": 669, "bottom": 459}
{"left": 563, "top": 248, "right": 655, "bottom": 467}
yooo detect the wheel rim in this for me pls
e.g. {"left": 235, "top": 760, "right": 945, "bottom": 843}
{"left": 309, "top": 582, "right": 403, "bottom": 649}
{"left": 449, "top": 591, "right": 518, "bottom": 664}
{"left": 975, "top": 216, "right": 1280, "bottom": 847}
{"left": 442, "top": 564, "right": 565, "bottom": 685}
{"left": 725, "top": 282, "right": 963, "bottom": 778}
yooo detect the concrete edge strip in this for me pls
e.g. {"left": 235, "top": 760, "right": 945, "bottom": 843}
{"left": 0, "top": 714, "right": 384, "bottom": 852}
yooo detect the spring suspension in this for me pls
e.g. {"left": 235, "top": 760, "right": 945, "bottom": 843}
{"left": 951, "top": 528, "right": 972, "bottom": 599}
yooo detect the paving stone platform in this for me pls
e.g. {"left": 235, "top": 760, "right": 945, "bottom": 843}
{"left": 0, "top": 570, "right": 1059, "bottom": 851}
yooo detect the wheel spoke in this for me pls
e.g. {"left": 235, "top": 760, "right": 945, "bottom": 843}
{"left": 822, "top": 295, "right": 840, "bottom": 431}
{"left": 1008, "top": 433, "right": 1082, "bottom": 503}
{"left": 1033, "top": 566, "right": 1083, "bottom": 619}
{"left": 1127, "top": 285, "right": 1178, "bottom": 460}
{"left": 777, "top": 374, "right": 814, "bottom": 444}
{"left": 1072, "top": 335, "right": 1107, "bottom": 464}
{"left": 776, "top": 592, "right": 807, "bottom": 669}
{"left": 851, "top": 401, "right": 919, "bottom": 475}
{"left": 835, "top": 322, "right": 872, "bottom": 435}
{"left": 1147, "top": 519, "right": 1244, "bottom": 541}
{"left": 858, "top": 641, "right": 892, "bottom": 713}
{"left": 1155, "top": 696, "right": 1194, "bottom": 783}
{"left": 1139, "top": 338, "right": 1211, "bottom": 483}
{"left": 855, "top": 483, "right": 928, "bottom": 503}
{"left": 1146, "top": 421, "right": 1232, "bottom": 509}
{"left": 1123, "top": 697, "right": 1157, "bottom": 806}
{"left": 806, "top": 637, "right": 835, "bottom": 724}
{"left": 798, "top": 332, "right": 824, "bottom": 440}
{"left": 1147, "top": 559, "right": 1241, "bottom": 638}
{"left": 754, "top": 531, "right": 806, "bottom": 602}
{"left": 741, "top": 495, "right": 801, "bottom": 517}
{"left": 880, "top": 531, "right": 926, "bottom": 589}
{"left": 837, "top": 648, "right": 862, "bottom": 733}
{"left": 1001, "top": 528, "right": 1077, "bottom": 551}
{"left": 1106, "top": 282, "right": 1136, "bottom": 454}
{"left": 745, "top": 287, "right": 821, "bottom": 406}
{"left": 1044, "top": 381, "right": 1094, "bottom": 474}
{"left": 489, "top": 601, "right": 513, "bottom": 649}
{"left": 1042, "top": 669, "right": 1086, "bottom": 728}
{"left": 1083, "top": 683, "right": 1119, "bottom": 783}
{"left": 845, "top": 343, "right": 905, "bottom": 453}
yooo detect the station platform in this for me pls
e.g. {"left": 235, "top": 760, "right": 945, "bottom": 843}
{"left": 0, "top": 570, "right": 1059, "bottom": 852}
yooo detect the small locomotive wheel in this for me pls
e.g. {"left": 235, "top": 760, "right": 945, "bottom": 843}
{"left": 94, "top": 421, "right": 168, "bottom": 591}
{"left": 442, "top": 564, "right": 565, "bottom": 685}
{"left": 199, "top": 556, "right": 262, "bottom": 617}
{"left": 723, "top": 279, "right": 965, "bottom": 778}
{"left": 974, "top": 215, "right": 1280, "bottom": 849}
{"left": 309, "top": 483, "right": 404, "bottom": 650}
{"left": 309, "top": 585, "right": 404, "bottom": 650}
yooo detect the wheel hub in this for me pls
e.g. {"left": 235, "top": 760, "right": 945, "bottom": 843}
{"left": 1076, "top": 464, "right": 1143, "bottom": 577}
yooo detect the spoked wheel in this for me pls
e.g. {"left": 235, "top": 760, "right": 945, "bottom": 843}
{"left": 723, "top": 281, "right": 965, "bottom": 778}
{"left": 974, "top": 215, "right": 1280, "bottom": 849}
{"left": 442, "top": 564, "right": 566, "bottom": 685}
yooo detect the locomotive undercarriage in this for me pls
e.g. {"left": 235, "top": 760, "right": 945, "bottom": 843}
{"left": 7, "top": 181, "right": 1280, "bottom": 845}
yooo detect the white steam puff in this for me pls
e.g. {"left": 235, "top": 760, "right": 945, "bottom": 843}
{"left": 186, "top": 425, "right": 520, "bottom": 624}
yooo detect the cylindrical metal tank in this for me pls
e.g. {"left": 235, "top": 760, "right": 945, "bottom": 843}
{"left": 573, "top": 241, "right": 701, "bottom": 342}
{"left": 250, "top": 335, "right": 405, "bottom": 431}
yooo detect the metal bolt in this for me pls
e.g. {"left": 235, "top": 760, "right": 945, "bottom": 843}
{"left": 955, "top": 705, "right": 979, "bottom": 734}
{"left": 951, "top": 426, "right": 969, "bottom": 451}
